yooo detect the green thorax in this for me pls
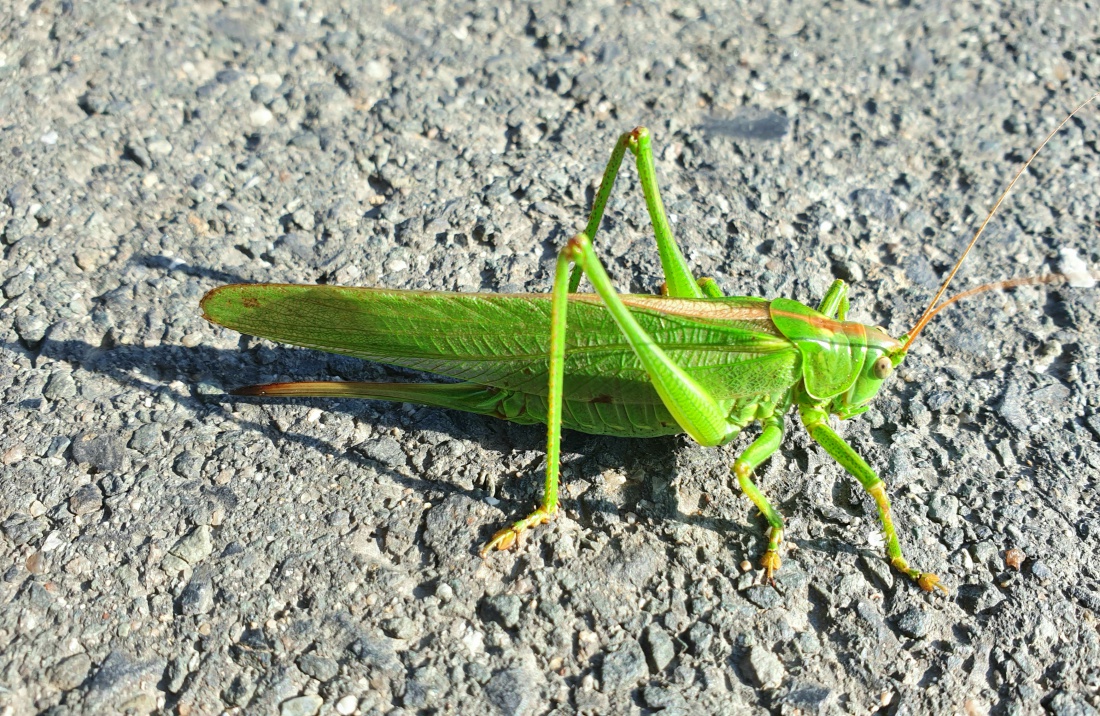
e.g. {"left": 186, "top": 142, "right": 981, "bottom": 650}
{"left": 768, "top": 297, "right": 868, "bottom": 401}
{"left": 768, "top": 296, "right": 903, "bottom": 418}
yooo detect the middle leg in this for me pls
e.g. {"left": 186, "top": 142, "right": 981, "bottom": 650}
{"left": 732, "top": 415, "right": 786, "bottom": 581}
{"left": 816, "top": 279, "right": 849, "bottom": 320}
{"left": 481, "top": 235, "right": 574, "bottom": 554}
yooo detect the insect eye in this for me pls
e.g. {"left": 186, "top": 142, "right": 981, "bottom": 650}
{"left": 872, "top": 356, "right": 893, "bottom": 379}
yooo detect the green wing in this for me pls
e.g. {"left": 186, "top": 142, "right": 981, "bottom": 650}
{"left": 201, "top": 284, "right": 800, "bottom": 434}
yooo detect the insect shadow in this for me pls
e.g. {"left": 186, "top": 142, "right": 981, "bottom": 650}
{"left": 137, "top": 253, "right": 254, "bottom": 286}
{"left": 19, "top": 334, "right": 880, "bottom": 565}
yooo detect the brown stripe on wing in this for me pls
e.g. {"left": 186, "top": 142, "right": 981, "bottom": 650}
{"left": 570, "top": 294, "right": 777, "bottom": 328}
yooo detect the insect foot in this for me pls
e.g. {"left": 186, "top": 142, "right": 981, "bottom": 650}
{"left": 760, "top": 549, "right": 782, "bottom": 583}
{"left": 916, "top": 572, "right": 948, "bottom": 595}
{"left": 891, "top": 556, "right": 950, "bottom": 595}
{"left": 479, "top": 503, "right": 557, "bottom": 557}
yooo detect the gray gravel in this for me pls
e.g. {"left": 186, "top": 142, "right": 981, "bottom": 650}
{"left": 2, "top": 1, "right": 1100, "bottom": 714}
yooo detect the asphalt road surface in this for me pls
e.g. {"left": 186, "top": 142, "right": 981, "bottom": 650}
{"left": 1, "top": 1, "right": 1099, "bottom": 714}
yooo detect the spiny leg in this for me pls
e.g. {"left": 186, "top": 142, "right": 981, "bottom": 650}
{"left": 568, "top": 131, "right": 629, "bottom": 292}
{"left": 566, "top": 232, "right": 738, "bottom": 446}
{"left": 731, "top": 416, "right": 785, "bottom": 581}
{"left": 569, "top": 128, "right": 704, "bottom": 299}
{"left": 480, "top": 242, "right": 573, "bottom": 555}
{"left": 799, "top": 405, "right": 947, "bottom": 593}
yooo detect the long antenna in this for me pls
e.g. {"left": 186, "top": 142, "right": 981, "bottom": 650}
{"left": 918, "top": 273, "right": 1076, "bottom": 324}
{"left": 902, "top": 90, "right": 1100, "bottom": 351}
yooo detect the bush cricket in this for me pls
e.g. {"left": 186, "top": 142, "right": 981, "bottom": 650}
{"left": 201, "top": 92, "right": 1098, "bottom": 593}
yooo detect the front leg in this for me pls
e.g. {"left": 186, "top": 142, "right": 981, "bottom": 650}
{"left": 799, "top": 405, "right": 947, "bottom": 593}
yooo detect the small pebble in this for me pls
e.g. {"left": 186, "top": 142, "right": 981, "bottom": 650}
{"left": 743, "top": 585, "right": 783, "bottom": 610}
{"left": 71, "top": 432, "right": 125, "bottom": 472}
{"left": 602, "top": 639, "right": 648, "bottom": 690}
{"left": 48, "top": 653, "right": 91, "bottom": 691}
{"left": 251, "top": 107, "right": 274, "bottom": 126}
{"left": 26, "top": 551, "right": 46, "bottom": 573}
{"left": 171, "top": 525, "right": 213, "bottom": 564}
{"left": 69, "top": 484, "right": 103, "bottom": 515}
{"left": 744, "top": 645, "right": 785, "bottom": 689}
{"left": 335, "top": 695, "right": 357, "bottom": 715}
{"left": 895, "top": 606, "right": 932, "bottom": 639}
{"left": 297, "top": 654, "right": 339, "bottom": 682}
{"left": 179, "top": 575, "right": 214, "bottom": 615}
{"left": 35, "top": 527, "right": 63, "bottom": 550}
{"left": 642, "top": 625, "right": 676, "bottom": 672}
{"left": 481, "top": 594, "right": 521, "bottom": 629}
{"left": 43, "top": 372, "right": 77, "bottom": 401}
{"left": 129, "top": 424, "right": 161, "bottom": 453}
{"left": 382, "top": 616, "right": 418, "bottom": 640}
{"left": 280, "top": 695, "right": 322, "bottom": 716}
{"left": 2, "top": 444, "right": 25, "bottom": 465}
{"left": 147, "top": 138, "right": 172, "bottom": 155}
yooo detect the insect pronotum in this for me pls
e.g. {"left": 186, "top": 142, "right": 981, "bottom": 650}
{"left": 201, "top": 92, "right": 1099, "bottom": 593}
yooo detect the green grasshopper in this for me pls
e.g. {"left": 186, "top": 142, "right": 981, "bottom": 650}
{"left": 201, "top": 94, "right": 1098, "bottom": 593}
